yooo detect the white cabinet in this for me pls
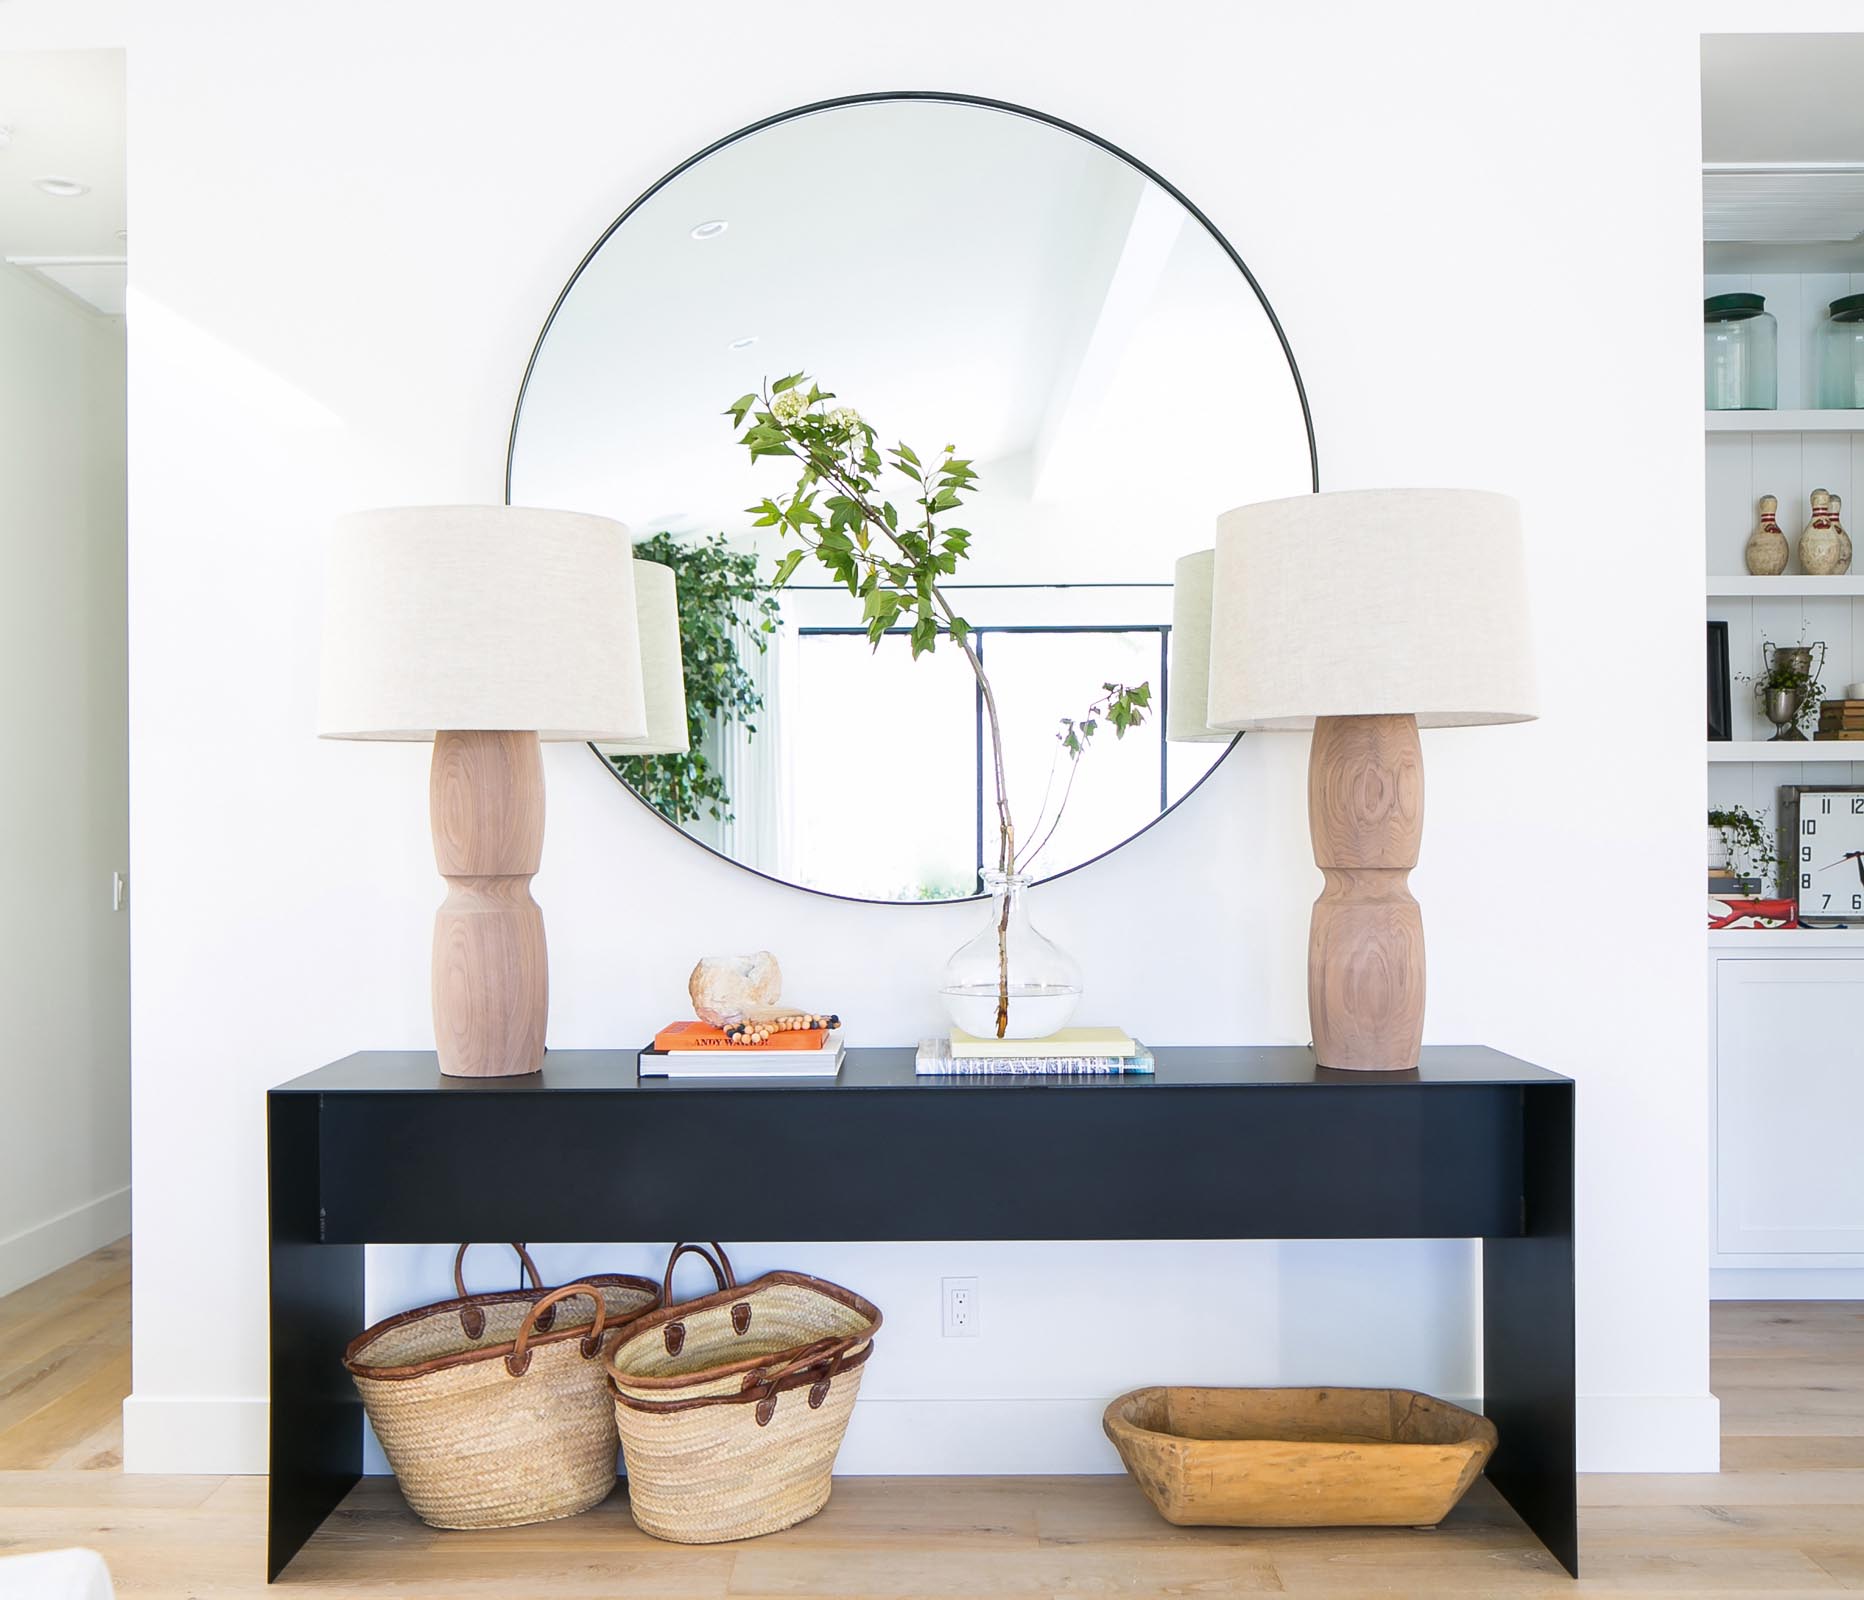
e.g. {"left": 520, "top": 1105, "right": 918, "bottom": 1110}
{"left": 1715, "top": 957, "right": 1864, "bottom": 1260}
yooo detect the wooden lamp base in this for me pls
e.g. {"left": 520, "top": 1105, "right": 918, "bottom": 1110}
{"left": 1307, "top": 713, "right": 1425, "bottom": 1071}
{"left": 429, "top": 729, "right": 548, "bottom": 1078}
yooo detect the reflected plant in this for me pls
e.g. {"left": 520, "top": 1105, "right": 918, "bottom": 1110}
{"left": 726, "top": 375, "right": 1151, "bottom": 1034}
{"left": 610, "top": 531, "right": 780, "bottom": 825}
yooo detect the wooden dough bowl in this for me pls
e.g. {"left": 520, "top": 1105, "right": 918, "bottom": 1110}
{"left": 1103, "top": 1386, "right": 1497, "bottom": 1528}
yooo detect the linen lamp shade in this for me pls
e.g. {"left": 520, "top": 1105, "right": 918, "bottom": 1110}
{"left": 318, "top": 505, "right": 648, "bottom": 743}
{"left": 316, "top": 503, "right": 661, "bottom": 1078}
{"left": 1202, "top": 487, "right": 1536, "bottom": 1072}
{"left": 1205, "top": 488, "right": 1537, "bottom": 732}
{"left": 1166, "top": 549, "right": 1231, "bottom": 744}
{"left": 607, "top": 559, "right": 690, "bottom": 756}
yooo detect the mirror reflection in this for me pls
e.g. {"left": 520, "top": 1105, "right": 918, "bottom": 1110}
{"left": 509, "top": 96, "right": 1314, "bottom": 901}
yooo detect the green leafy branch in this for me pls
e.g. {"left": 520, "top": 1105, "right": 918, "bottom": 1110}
{"left": 727, "top": 376, "right": 1150, "bottom": 1035}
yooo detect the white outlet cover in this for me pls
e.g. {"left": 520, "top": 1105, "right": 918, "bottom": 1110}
{"left": 941, "top": 1275, "right": 979, "bottom": 1338}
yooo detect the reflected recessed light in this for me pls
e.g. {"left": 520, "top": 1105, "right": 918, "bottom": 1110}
{"left": 34, "top": 176, "right": 89, "bottom": 198}
{"left": 689, "top": 219, "right": 728, "bottom": 240}
{"left": 727, "top": 335, "right": 759, "bottom": 351}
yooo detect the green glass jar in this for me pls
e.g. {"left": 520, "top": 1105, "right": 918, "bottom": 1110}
{"left": 1705, "top": 292, "right": 1777, "bottom": 411}
{"left": 1818, "top": 293, "right": 1864, "bottom": 410}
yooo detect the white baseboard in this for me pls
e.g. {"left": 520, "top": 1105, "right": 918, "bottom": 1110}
{"left": 122, "top": 1395, "right": 267, "bottom": 1475}
{"left": 1712, "top": 1267, "right": 1864, "bottom": 1300}
{"left": 1576, "top": 1392, "right": 1721, "bottom": 1472}
{"left": 0, "top": 1187, "right": 130, "bottom": 1298}
{"left": 129, "top": 1389, "right": 1724, "bottom": 1477}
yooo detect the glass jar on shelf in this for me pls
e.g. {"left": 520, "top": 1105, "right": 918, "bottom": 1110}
{"left": 1817, "top": 293, "right": 1864, "bottom": 410}
{"left": 1705, "top": 292, "right": 1777, "bottom": 411}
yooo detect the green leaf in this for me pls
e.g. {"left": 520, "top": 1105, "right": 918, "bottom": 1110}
{"left": 772, "top": 372, "right": 807, "bottom": 393}
{"left": 771, "top": 548, "right": 806, "bottom": 586}
{"left": 895, "top": 441, "right": 921, "bottom": 467}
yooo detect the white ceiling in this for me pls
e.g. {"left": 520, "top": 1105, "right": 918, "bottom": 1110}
{"left": 0, "top": 48, "right": 125, "bottom": 313}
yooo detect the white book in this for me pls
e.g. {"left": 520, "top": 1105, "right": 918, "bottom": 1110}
{"left": 915, "top": 1037, "right": 1154, "bottom": 1076}
{"left": 640, "top": 1032, "right": 846, "bottom": 1079}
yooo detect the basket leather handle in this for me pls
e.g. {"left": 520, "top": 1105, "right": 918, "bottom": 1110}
{"left": 454, "top": 1242, "right": 544, "bottom": 1300}
{"left": 454, "top": 1243, "right": 546, "bottom": 1341}
{"left": 507, "top": 1282, "right": 606, "bottom": 1377}
{"left": 746, "top": 1336, "right": 860, "bottom": 1427}
{"left": 661, "top": 1242, "right": 736, "bottom": 1305}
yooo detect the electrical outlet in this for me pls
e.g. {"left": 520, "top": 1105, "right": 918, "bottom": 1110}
{"left": 942, "top": 1276, "right": 979, "bottom": 1338}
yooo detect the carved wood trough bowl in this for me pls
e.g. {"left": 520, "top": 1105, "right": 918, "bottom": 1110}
{"left": 1103, "top": 1386, "right": 1497, "bottom": 1528}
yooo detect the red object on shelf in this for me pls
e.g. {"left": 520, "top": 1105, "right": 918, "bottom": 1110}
{"left": 1708, "top": 897, "right": 1800, "bottom": 930}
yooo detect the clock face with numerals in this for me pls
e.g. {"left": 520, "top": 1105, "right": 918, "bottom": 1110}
{"left": 1790, "top": 788, "right": 1864, "bottom": 923}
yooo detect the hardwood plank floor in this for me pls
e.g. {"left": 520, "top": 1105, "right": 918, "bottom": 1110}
{"left": 0, "top": 1244, "right": 1857, "bottom": 1597}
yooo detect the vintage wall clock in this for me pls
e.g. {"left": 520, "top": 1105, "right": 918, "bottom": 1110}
{"left": 1781, "top": 785, "right": 1864, "bottom": 924}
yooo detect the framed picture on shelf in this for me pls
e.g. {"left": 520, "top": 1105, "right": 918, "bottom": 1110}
{"left": 1707, "top": 620, "right": 1732, "bottom": 741}
{"left": 1779, "top": 784, "right": 1864, "bottom": 924}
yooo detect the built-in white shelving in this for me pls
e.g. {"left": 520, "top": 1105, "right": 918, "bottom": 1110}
{"left": 1709, "top": 740, "right": 1863, "bottom": 762}
{"left": 1707, "top": 410, "right": 1864, "bottom": 432}
{"left": 1709, "top": 926, "right": 1864, "bottom": 947}
{"left": 1707, "top": 575, "right": 1864, "bottom": 596}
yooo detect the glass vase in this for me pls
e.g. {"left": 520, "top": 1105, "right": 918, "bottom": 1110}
{"left": 938, "top": 871, "right": 1083, "bottom": 1040}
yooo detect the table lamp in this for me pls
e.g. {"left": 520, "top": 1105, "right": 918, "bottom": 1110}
{"left": 1167, "top": 549, "right": 1234, "bottom": 744}
{"left": 1203, "top": 488, "right": 1536, "bottom": 1070}
{"left": 318, "top": 506, "right": 653, "bottom": 1077}
{"left": 605, "top": 559, "right": 691, "bottom": 758}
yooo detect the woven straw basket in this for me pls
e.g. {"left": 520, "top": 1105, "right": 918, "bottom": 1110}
{"left": 344, "top": 1243, "right": 659, "bottom": 1530}
{"left": 608, "top": 1243, "right": 881, "bottom": 1543}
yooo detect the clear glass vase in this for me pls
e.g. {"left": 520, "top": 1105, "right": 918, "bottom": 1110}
{"left": 938, "top": 871, "right": 1083, "bottom": 1040}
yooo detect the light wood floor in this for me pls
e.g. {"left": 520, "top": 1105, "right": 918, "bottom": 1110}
{"left": 1, "top": 1244, "right": 1860, "bottom": 1596}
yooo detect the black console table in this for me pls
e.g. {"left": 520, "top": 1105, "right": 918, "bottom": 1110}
{"left": 268, "top": 1045, "right": 1575, "bottom": 1579}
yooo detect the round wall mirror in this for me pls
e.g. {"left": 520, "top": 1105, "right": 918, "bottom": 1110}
{"left": 508, "top": 93, "right": 1315, "bottom": 902}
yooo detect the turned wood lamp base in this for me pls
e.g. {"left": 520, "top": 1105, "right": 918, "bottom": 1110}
{"left": 430, "top": 729, "right": 548, "bottom": 1078}
{"left": 1307, "top": 713, "right": 1426, "bottom": 1071}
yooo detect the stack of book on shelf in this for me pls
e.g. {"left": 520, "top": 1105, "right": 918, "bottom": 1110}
{"left": 639, "top": 1021, "right": 845, "bottom": 1078}
{"left": 915, "top": 1026, "right": 1154, "bottom": 1076}
{"left": 1708, "top": 866, "right": 1763, "bottom": 900}
{"left": 1817, "top": 699, "right": 1864, "bottom": 741}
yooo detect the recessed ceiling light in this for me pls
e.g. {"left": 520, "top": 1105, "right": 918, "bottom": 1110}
{"left": 34, "top": 176, "right": 89, "bottom": 198}
{"left": 727, "top": 335, "right": 759, "bottom": 351}
{"left": 689, "top": 219, "right": 728, "bottom": 241}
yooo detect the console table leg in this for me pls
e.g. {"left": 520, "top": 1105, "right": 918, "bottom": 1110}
{"left": 268, "top": 1093, "right": 363, "bottom": 1581}
{"left": 1482, "top": 1082, "right": 1577, "bottom": 1577}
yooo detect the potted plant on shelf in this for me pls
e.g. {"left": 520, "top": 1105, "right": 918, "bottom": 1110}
{"left": 1708, "top": 805, "right": 1773, "bottom": 897}
{"left": 726, "top": 376, "right": 1150, "bottom": 1038}
{"left": 1750, "top": 639, "right": 1827, "bottom": 741}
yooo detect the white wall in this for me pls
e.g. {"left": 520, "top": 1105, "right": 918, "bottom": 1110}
{"left": 0, "top": 263, "right": 130, "bottom": 1294}
{"left": 3, "top": 0, "right": 1800, "bottom": 1476}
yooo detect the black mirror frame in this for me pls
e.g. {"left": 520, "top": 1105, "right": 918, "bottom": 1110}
{"left": 506, "top": 89, "right": 1319, "bottom": 906}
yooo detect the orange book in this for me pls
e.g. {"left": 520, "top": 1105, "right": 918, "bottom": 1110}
{"left": 651, "top": 1020, "right": 830, "bottom": 1053}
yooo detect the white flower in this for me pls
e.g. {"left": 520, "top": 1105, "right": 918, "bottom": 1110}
{"left": 827, "top": 406, "right": 863, "bottom": 439}
{"left": 770, "top": 389, "right": 809, "bottom": 425}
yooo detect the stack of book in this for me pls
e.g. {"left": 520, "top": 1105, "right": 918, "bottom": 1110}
{"left": 1817, "top": 700, "right": 1864, "bottom": 741}
{"left": 640, "top": 1021, "right": 845, "bottom": 1078}
{"left": 915, "top": 1026, "right": 1154, "bottom": 1076}
{"left": 1709, "top": 866, "right": 1763, "bottom": 900}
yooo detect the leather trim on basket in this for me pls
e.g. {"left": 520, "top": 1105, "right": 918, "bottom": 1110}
{"left": 731, "top": 1303, "right": 752, "bottom": 1335}
{"left": 664, "top": 1323, "right": 685, "bottom": 1357}
{"left": 607, "top": 1271, "right": 883, "bottom": 1392}
{"left": 344, "top": 1272, "right": 661, "bottom": 1381}
{"left": 611, "top": 1339, "right": 874, "bottom": 1414}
